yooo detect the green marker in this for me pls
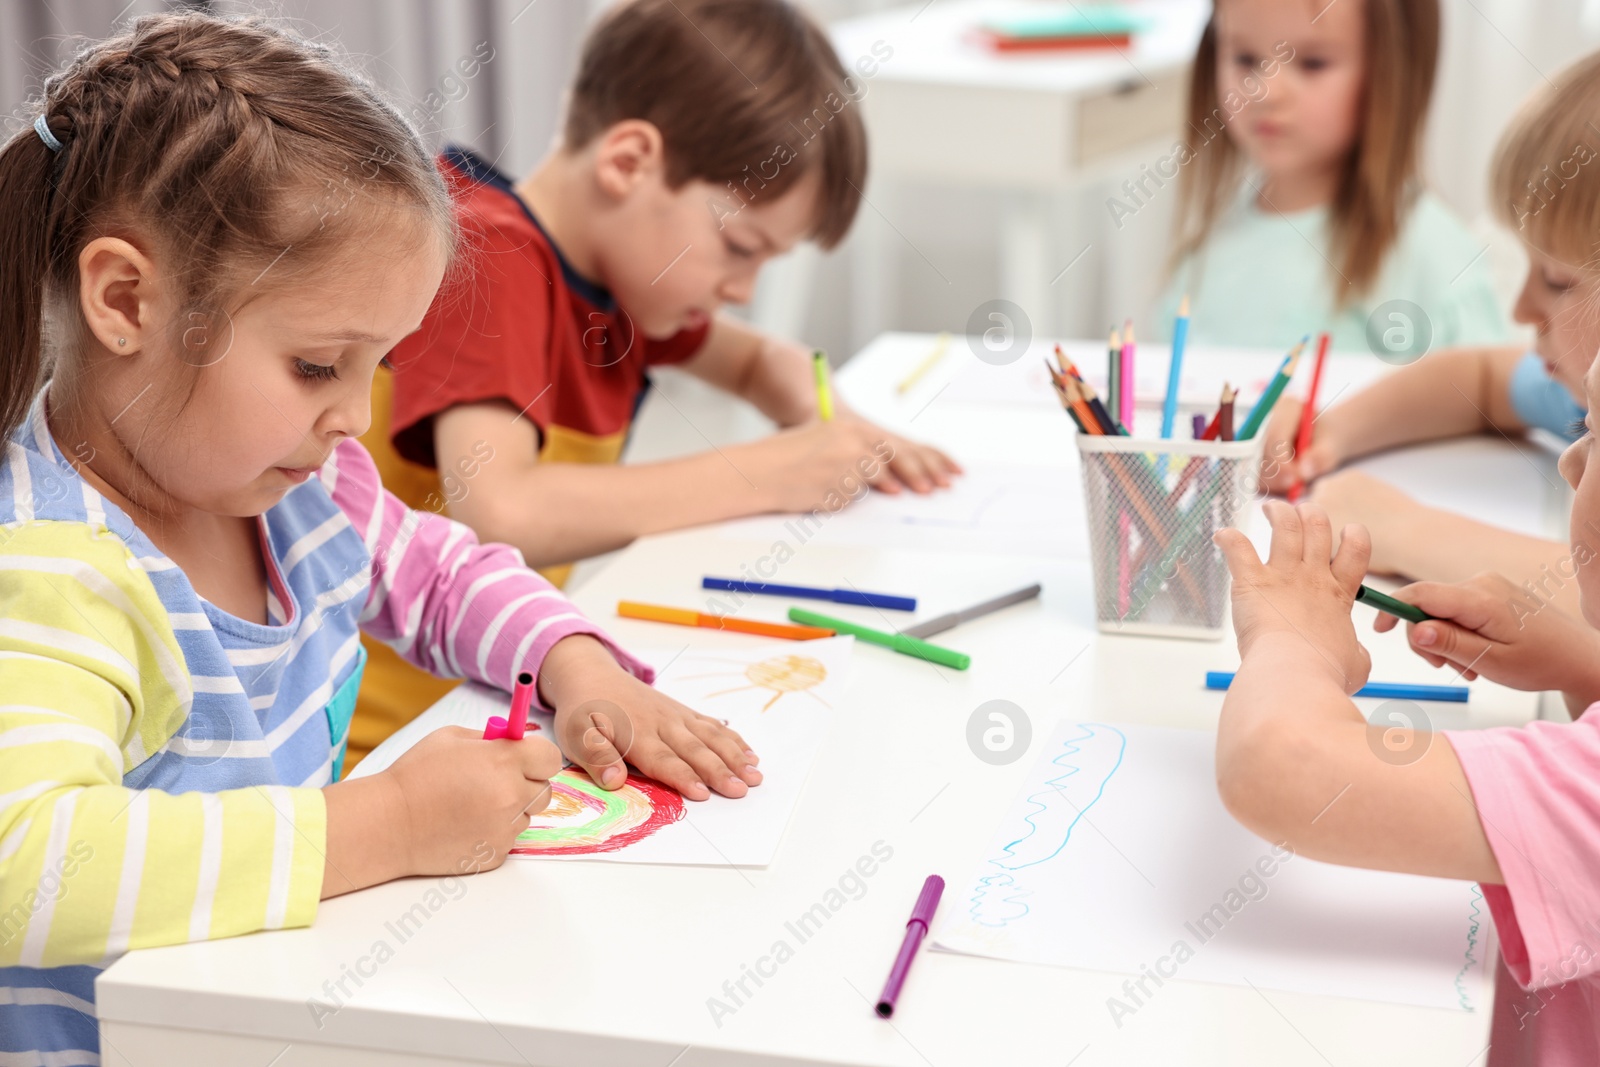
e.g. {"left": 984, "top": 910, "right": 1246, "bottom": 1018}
{"left": 787, "top": 607, "right": 970, "bottom": 670}
{"left": 1356, "top": 585, "right": 1433, "bottom": 624}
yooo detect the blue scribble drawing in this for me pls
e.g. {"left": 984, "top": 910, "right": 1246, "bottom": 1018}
{"left": 969, "top": 724, "right": 1128, "bottom": 928}
{"left": 966, "top": 871, "right": 1031, "bottom": 927}
{"left": 1454, "top": 884, "right": 1484, "bottom": 1012}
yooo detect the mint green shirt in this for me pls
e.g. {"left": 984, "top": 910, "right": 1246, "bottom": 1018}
{"left": 1149, "top": 187, "right": 1508, "bottom": 351}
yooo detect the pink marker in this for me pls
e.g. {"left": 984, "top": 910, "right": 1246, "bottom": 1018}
{"left": 483, "top": 671, "right": 536, "bottom": 740}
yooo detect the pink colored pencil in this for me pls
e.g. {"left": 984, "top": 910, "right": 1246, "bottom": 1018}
{"left": 1117, "top": 513, "right": 1131, "bottom": 617}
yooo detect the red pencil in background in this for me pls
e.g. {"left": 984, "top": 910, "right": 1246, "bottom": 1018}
{"left": 1289, "top": 332, "right": 1331, "bottom": 502}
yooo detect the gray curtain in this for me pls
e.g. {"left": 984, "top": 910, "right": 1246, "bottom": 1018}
{"left": 2, "top": 0, "right": 602, "bottom": 177}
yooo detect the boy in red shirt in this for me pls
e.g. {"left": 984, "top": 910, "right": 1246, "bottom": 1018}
{"left": 352, "top": 0, "right": 957, "bottom": 762}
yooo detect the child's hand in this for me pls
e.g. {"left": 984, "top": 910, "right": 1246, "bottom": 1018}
{"left": 540, "top": 636, "right": 763, "bottom": 801}
{"left": 1215, "top": 502, "right": 1373, "bottom": 692}
{"left": 862, "top": 421, "right": 964, "bottom": 495}
{"left": 1258, "top": 396, "right": 1342, "bottom": 494}
{"left": 1373, "top": 574, "right": 1600, "bottom": 702}
{"left": 385, "top": 726, "right": 562, "bottom": 873}
{"left": 1308, "top": 471, "right": 1422, "bottom": 575}
{"left": 741, "top": 419, "right": 961, "bottom": 513}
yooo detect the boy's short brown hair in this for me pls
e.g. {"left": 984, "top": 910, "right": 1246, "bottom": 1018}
{"left": 565, "top": 0, "right": 868, "bottom": 249}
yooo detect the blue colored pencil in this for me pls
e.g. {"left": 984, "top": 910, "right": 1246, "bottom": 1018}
{"left": 1161, "top": 295, "right": 1189, "bottom": 440}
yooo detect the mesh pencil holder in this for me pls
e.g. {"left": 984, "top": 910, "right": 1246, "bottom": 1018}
{"left": 1076, "top": 434, "right": 1265, "bottom": 639}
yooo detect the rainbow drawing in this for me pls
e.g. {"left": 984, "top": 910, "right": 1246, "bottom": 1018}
{"left": 511, "top": 768, "right": 685, "bottom": 856}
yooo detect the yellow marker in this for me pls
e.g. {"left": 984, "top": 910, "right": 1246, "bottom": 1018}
{"left": 813, "top": 350, "right": 834, "bottom": 422}
{"left": 896, "top": 332, "right": 952, "bottom": 394}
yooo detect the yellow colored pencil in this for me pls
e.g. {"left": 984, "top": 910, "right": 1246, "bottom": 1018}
{"left": 896, "top": 332, "right": 952, "bottom": 394}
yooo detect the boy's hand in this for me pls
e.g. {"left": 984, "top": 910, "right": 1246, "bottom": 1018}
{"left": 540, "top": 636, "right": 762, "bottom": 801}
{"left": 865, "top": 420, "right": 963, "bottom": 495}
{"left": 741, "top": 419, "right": 961, "bottom": 513}
{"left": 1373, "top": 574, "right": 1600, "bottom": 703}
{"left": 384, "top": 726, "right": 562, "bottom": 874}
{"left": 1308, "top": 471, "right": 1423, "bottom": 575}
{"left": 1214, "top": 501, "right": 1373, "bottom": 692}
{"left": 1258, "top": 396, "right": 1342, "bottom": 494}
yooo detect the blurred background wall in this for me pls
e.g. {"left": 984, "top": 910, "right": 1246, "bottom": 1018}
{"left": 5, "top": 0, "right": 1599, "bottom": 361}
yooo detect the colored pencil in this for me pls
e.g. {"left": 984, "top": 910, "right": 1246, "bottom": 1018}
{"left": 1237, "top": 338, "right": 1306, "bottom": 440}
{"left": 1107, "top": 326, "right": 1121, "bottom": 429}
{"left": 618, "top": 601, "right": 835, "bottom": 640}
{"left": 896, "top": 332, "right": 951, "bottom": 394}
{"left": 813, "top": 350, "right": 834, "bottom": 422}
{"left": 1079, "top": 381, "right": 1124, "bottom": 436}
{"left": 1288, "top": 331, "right": 1332, "bottom": 502}
{"left": 1063, "top": 378, "right": 1102, "bottom": 436}
{"left": 1192, "top": 413, "right": 1205, "bottom": 439}
{"left": 1205, "top": 671, "right": 1466, "bottom": 703}
{"left": 1113, "top": 323, "right": 1131, "bottom": 611}
{"left": 1051, "top": 379, "right": 1090, "bottom": 433}
{"left": 1219, "top": 384, "right": 1236, "bottom": 442}
{"left": 1161, "top": 295, "right": 1189, "bottom": 440}
{"left": 1053, "top": 346, "right": 1122, "bottom": 435}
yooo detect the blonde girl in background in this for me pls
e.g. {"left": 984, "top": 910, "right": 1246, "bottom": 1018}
{"left": 1151, "top": 0, "right": 1506, "bottom": 350}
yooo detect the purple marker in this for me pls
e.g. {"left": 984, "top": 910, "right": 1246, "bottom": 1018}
{"left": 876, "top": 875, "right": 944, "bottom": 1018}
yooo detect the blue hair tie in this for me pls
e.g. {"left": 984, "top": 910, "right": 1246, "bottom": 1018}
{"left": 34, "top": 115, "right": 63, "bottom": 153}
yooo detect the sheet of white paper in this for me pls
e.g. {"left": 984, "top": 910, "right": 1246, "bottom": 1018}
{"left": 934, "top": 720, "right": 1492, "bottom": 1012}
{"left": 717, "top": 461, "right": 1085, "bottom": 559}
{"left": 353, "top": 637, "right": 851, "bottom": 867}
{"left": 1352, "top": 438, "right": 1560, "bottom": 537}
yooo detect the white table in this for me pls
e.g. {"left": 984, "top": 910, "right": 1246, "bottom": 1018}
{"left": 98, "top": 334, "right": 1564, "bottom": 1066}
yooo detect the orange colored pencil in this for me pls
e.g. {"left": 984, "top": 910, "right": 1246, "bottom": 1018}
{"left": 618, "top": 601, "right": 834, "bottom": 640}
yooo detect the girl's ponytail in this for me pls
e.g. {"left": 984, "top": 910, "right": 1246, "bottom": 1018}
{"left": 0, "top": 118, "right": 62, "bottom": 441}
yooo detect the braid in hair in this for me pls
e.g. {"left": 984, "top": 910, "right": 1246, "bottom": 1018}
{"left": 0, "top": 11, "right": 454, "bottom": 441}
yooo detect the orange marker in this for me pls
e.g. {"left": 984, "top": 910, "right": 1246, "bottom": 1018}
{"left": 617, "top": 601, "right": 835, "bottom": 641}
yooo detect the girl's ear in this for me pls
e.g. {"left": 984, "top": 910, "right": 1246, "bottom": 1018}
{"left": 591, "top": 119, "right": 667, "bottom": 201}
{"left": 78, "top": 236, "right": 159, "bottom": 354}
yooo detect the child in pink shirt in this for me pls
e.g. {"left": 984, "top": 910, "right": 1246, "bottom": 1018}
{"left": 1218, "top": 442, "right": 1600, "bottom": 1063}
{"left": 1214, "top": 52, "right": 1600, "bottom": 1066}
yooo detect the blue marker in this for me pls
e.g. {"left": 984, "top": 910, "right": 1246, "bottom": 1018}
{"left": 1205, "top": 671, "right": 1467, "bottom": 704}
{"left": 702, "top": 577, "right": 915, "bottom": 612}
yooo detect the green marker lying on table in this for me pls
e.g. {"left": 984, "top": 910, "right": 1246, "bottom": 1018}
{"left": 787, "top": 608, "right": 971, "bottom": 670}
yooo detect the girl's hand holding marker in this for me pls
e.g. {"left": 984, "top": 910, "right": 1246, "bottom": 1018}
{"left": 1372, "top": 574, "right": 1600, "bottom": 713}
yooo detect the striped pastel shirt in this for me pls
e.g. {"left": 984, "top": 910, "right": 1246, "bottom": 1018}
{"left": 0, "top": 385, "right": 648, "bottom": 1064}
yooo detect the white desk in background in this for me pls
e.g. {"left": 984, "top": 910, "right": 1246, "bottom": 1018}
{"left": 97, "top": 334, "right": 1562, "bottom": 1066}
{"left": 814, "top": 0, "right": 1207, "bottom": 344}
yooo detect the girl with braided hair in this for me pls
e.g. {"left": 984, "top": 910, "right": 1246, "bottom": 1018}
{"left": 0, "top": 13, "right": 761, "bottom": 1059}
